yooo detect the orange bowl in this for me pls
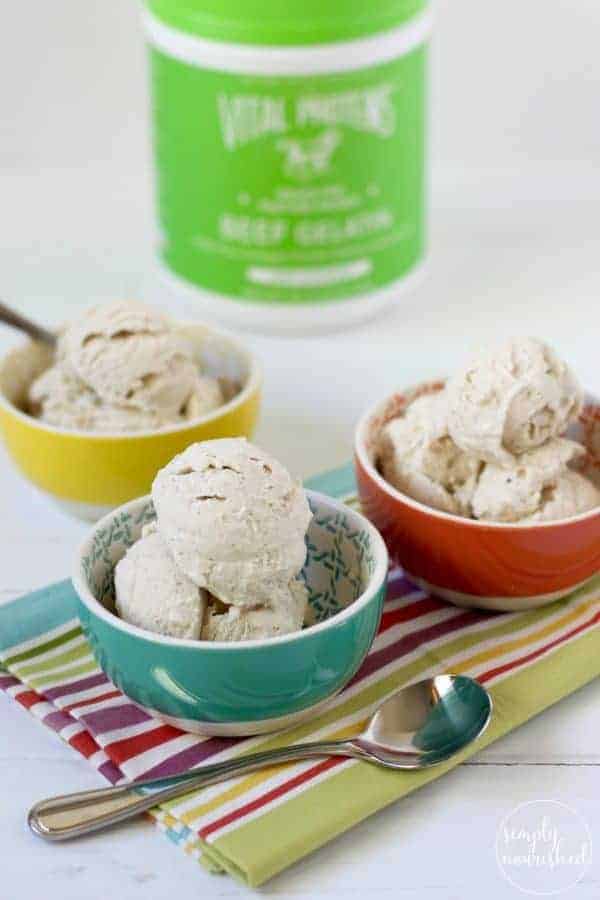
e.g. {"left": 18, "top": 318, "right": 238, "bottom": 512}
{"left": 354, "top": 382, "right": 600, "bottom": 611}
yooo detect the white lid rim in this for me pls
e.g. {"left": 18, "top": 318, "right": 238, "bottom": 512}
{"left": 143, "top": 7, "right": 433, "bottom": 76}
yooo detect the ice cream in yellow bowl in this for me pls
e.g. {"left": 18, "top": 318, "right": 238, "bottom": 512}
{"left": 0, "top": 301, "right": 261, "bottom": 519}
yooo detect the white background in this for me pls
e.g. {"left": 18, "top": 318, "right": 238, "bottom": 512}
{"left": 1, "top": 1, "right": 600, "bottom": 896}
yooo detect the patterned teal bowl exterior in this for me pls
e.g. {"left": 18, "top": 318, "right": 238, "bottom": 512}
{"left": 73, "top": 490, "right": 388, "bottom": 735}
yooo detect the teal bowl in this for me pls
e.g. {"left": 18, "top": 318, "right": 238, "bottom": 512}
{"left": 72, "top": 490, "right": 388, "bottom": 736}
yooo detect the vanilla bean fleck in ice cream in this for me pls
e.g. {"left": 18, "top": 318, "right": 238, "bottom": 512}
{"left": 28, "top": 300, "right": 225, "bottom": 431}
{"left": 377, "top": 338, "right": 599, "bottom": 523}
{"left": 114, "top": 438, "right": 313, "bottom": 642}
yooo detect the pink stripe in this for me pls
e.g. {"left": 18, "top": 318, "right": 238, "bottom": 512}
{"left": 44, "top": 710, "right": 75, "bottom": 732}
{"left": 138, "top": 736, "right": 237, "bottom": 781}
{"left": 99, "top": 759, "right": 125, "bottom": 784}
{"left": 80, "top": 703, "right": 151, "bottom": 735}
{"left": 386, "top": 572, "right": 420, "bottom": 600}
{"left": 45, "top": 672, "right": 109, "bottom": 701}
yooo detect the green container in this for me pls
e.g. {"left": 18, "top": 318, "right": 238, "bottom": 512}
{"left": 144, "top": 0, "right": 431, "bottom": 332}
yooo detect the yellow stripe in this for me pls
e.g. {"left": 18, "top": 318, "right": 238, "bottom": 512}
{"left": 451, "top": 595, "right": 597, "bottom": 675}
{"left": 154, "top": 810, "right": 180, "bottom": 830}
{"left": 176, "top": 721, "right": 366, "bottom": 826}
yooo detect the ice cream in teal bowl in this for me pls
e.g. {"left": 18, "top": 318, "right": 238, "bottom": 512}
{"left": 72, "top": 489, "right": 387, "bottom": 736}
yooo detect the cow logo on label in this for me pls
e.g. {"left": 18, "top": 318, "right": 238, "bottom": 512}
{"left": 276, "top": 129, "right": 342, "bottom": 181}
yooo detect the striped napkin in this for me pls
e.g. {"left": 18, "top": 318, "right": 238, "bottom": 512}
{"left": 1, "top": 463, "right": 600, "bottom": 887}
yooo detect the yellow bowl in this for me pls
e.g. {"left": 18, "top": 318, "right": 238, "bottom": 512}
{"left": 0, "top": 322, "right": 261, "bottom": 519}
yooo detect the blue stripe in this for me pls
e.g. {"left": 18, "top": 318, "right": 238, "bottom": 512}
{"left": 0, "top": 579, "right": 78, "bottom": 653}
{"left": 304, "top": 462, "right": 356, "bottom": 499}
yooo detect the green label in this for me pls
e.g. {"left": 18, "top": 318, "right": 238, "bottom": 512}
{"left": 150, "top": 46, "right": 426, "bottom": 305}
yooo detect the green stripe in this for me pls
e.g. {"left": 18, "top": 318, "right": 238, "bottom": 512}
{"left": 14, "top": 641, "right": 90, "bottom": 678}
{"left": 29, "top": 659, "right": 99, "bottom": 689}
{"left": 209, "top": 617, "right": 600, "bottom": 887}
{"left": 4, "top": 626, "right": 82, "bottom": 666}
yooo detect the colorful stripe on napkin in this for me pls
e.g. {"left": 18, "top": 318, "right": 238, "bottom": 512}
{"left": 1, "top": 463, "right": 599, "bottom": 886}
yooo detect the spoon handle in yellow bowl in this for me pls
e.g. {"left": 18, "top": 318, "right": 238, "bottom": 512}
{"left": 0, "top": 301, "right": 56, "bottom": 346}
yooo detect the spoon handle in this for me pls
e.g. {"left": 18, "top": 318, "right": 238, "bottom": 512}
{"left": 0, "top": 301, "right": 56, "bottom": 346}
{"left": 28, "top": 739, "right": 353, "bottom": 841}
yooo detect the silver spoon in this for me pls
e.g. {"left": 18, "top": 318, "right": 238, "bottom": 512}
{"left": 0, "top": 301, "right": 56, "bottom": 347}
{"left": 28, "top": 674, "right": 491, "bottom": 842}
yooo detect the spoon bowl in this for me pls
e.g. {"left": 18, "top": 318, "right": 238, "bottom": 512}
{"left": 352, "top": 674, "right": 492, "bottom": 768}
{"left": 28, "top": 674, "right": 492, "bottom": 841}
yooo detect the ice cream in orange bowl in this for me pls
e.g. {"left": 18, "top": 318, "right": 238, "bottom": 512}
{"left": 354, "top": 343, "right": 600, "bottom": 611}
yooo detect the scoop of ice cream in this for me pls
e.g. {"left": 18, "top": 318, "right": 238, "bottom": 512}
{"left": 471, "top": 438, "right": 594, "bottom": 522}
{"left": 114, "top": 524, "right": 206, "bottom": 639}
{"left": 201, "top": 578, "right": 308, "bottom": 642}
{"left": 28, "top": 300, "right": 226, "bottom": 432}
{"left": 61, "top": 300, "right": 199, "bottom": 418}
{"left": 113, "top": 438, "right": 312, "bottom": 643}
{"left": 152, "top": 438, "right": 312, "bottom": 607}
{"left": 447, "top": 338, "right": 583, "bottom": 464}
{"left": 185, "top": 375, "right": 225, "bottom": 420}
{"left": 28, "top": 363, "right": 183, "bottom": 432}
{"left": 522, "top": 471, "right": 600, "bottom": 522}
{"left": 378, "top": 393, "right": 481, "bottom": 515}
{"left": 28, "top": 364, "right": 99, "bottom": 430}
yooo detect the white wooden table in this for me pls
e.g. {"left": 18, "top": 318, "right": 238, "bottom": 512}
{"left": 1, "top": 159, "right": 600, "bottom": 897}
